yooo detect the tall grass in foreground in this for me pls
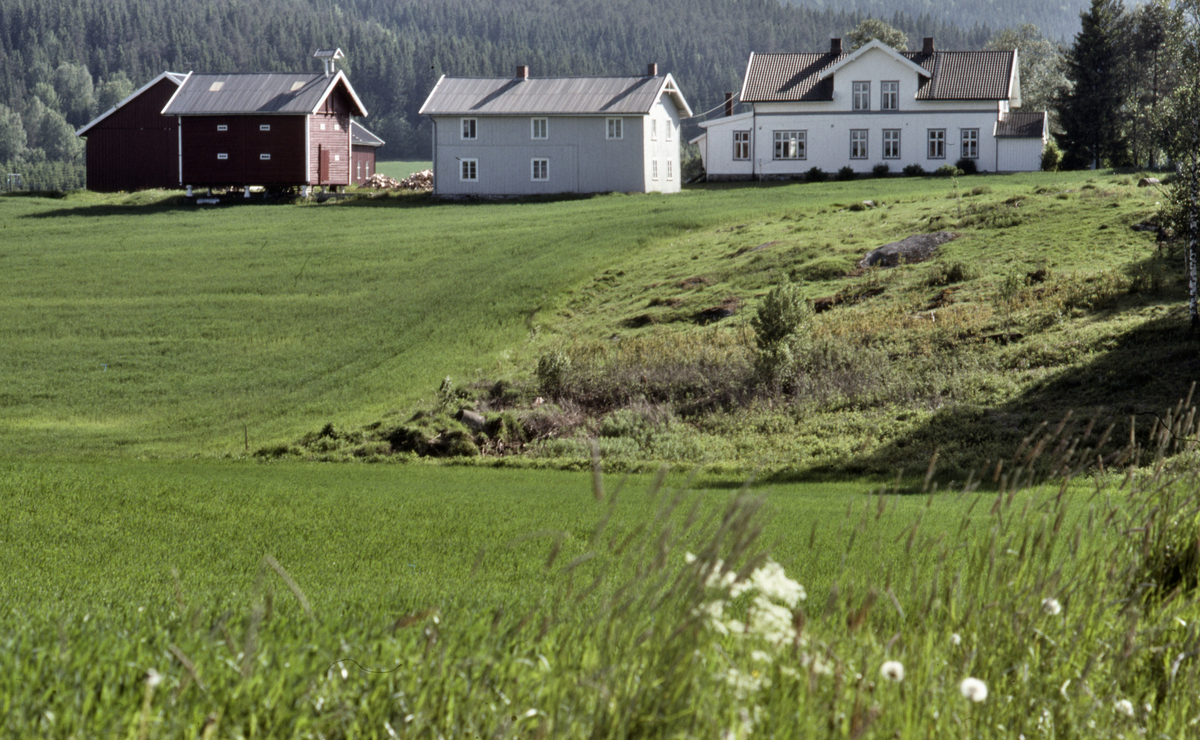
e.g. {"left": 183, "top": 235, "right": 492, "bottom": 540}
{"left": 5, "top": 455, "right": 1200, "bottom": 737}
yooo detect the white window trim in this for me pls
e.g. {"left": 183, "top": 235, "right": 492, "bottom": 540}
{"left": 461, "top": 118, "right": 477, "bottom": 140}
{"left": 259, "top": 124, "right": 271, "bottom": 131}
{"left": 773, "top": 130, "right": 806, "bottom": 160}
{"left": 651, "top": 159, "right": 659, "bottom": 180}
{"left": 666, "top": 160, "right": 673, "bottom": 180}
{"left": 733, "top": 131, "right": 751, "bottom": 160}
{"left": 850, "top": 129, "right": 868, "bottom": 159}
{"left": 883, "top": 129, "right": 901, "bottom": 159}
{"left": 651, "top": 119, "right": 658, "bottom": 141}
{"left": 531, "top": 117, "right": 547, "bottom": 140}
{"left": 928, "top": 129, "right": 946, "bottom": 159}
{"left": 260, "top": 153, "right": 271, "bottom": 160}
{"left": 606, "top": 118, "right": 623, "bottom": 140}
{"left": 852, "top": 81, "right": 870, "bottom": 111}
{"left": 217, "top": 153, "right": 229, "bottom": 160}
{"left": 460, "top": 158, "right": 478, "bottom": 181}
{"left": 531, "top": 158, "right": 549, "bottom": 181}
{"left": 881, "top": 81, "right": 899, "bottom": 111}
{"left": 665, "top": 122, "right": 672, "bottom": 141}
{"left": 216, "top": 124, "right": 228, "bottom": 132}
{"left": 961, "top": 128, "right": 980, "bottom": 159}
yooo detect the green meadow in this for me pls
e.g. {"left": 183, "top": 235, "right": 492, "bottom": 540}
{"left": 4, "top": 172, "right": 1200, "bottom": 737}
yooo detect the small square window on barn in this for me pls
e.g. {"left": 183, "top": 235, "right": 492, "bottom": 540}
{"left": 606, "top": 118, "right": 623, "bottom": 140}
{"left": 260, "top": 153, "right": 271, "bottom": 160}
{"left": 334, "top": 123, "right": 341, "bottom": 131}
{"left": 217, "top": 153, "right": 229, "bottom": 160}
{"left": 334, "top": 155, "right": 340, "bottom": 162}
{"left": 460, "top": 158, "right": 478, "bottom": 181}
{"left": 260, "top": 124, "right": 270, "bottom": 132}
{"left": 217, "top": 125, "right": 228, "bottom": 132}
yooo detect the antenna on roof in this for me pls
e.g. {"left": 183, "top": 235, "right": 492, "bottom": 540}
{"left": 313, "top": 48, "right": 345, "bottom": 78}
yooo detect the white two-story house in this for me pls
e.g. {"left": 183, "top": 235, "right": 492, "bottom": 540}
{"left": 692, "top": 38, "right": 1047, "bottom": 179}
{"left": 419, "top": 65, "right": 692, "bottom": 196}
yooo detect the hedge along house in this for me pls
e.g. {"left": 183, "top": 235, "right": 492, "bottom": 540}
{"left": 350, "top": 121, "right": 384, "bottom": 185}
{"left": 419, "top": 65, "right": 692, "bottom": 196}
{"left": 692, "top": 38, "right": 1047, "bottom": 179}
{"left": 160, "top": 50, "right": 368, "bottom": 195}
{"left": 75, "top": 72, "right": 187, "bottom": 192}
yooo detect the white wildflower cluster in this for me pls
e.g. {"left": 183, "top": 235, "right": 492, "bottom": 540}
{"left": 1041, "top": 597, "right": 1062, "bottom": 616}
{"left": 689, "top": 554, "right": 807, "bottom": 648}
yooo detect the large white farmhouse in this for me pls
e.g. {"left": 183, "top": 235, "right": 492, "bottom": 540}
{"left": 419, "top": 65, "right": 692, "bottom": 196}
{"left": 692, "top": 38, "right": 1047, "bottom": 179}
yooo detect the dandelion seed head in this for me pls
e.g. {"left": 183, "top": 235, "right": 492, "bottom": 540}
{"left": 1042, "top": 597, "right": 1062, "bottom": 616}
{"left": 145, "top": 669, "right": 162, "bottom": 688}
{"left": 341, "top": 667, "right": 348, "bottom": 680}
{"left": 1115, "top": 699, "right": 1134, "bottom": 717}
{"left": 880, "top": 660, "right": 905, "bottom": 682}
{"left": 950, "top": 633, "right": 962, "bottom": 646}
{"left": 960, "top": 677, "right": 988, "bottom": 702}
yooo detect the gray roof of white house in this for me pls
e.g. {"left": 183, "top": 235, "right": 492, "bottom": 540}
{"left": 351, "top": 121, "right": 384, "bottom": 147}
{"left": 419, "top": 74, "right": 692, "bottom": 117}
{"left": 162, "top": 71, "right": 367, "bottom": 116}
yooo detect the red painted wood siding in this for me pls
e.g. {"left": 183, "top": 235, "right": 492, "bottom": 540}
{"left": 351, "top": 145, "right": 376, "bottom": 184}
{"left": 308, "top": 84, "right": 354, "bottom": 185}
{"left": 180, "top": 115, "right": 306, "bottom": 186}
{"left": 82, "top": 77, "right": 179, "bottom": 192}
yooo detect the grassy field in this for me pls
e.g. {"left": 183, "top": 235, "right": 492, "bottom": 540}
{"left": 374, "top": 161, "right": 432, "bottom": 180}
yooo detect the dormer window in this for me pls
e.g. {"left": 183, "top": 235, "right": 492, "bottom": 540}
{"left": 852, "top": 81, "right": 870, "bottom": 111}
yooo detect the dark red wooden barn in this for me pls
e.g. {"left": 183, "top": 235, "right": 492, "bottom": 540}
{"left": 75, "top": 72, "right": 187, "bottom": 192}
{"left": 350, "top": 121, "right": 384, "bottom": 185}
{"left": 161, "top": 67, "right": 368, "bottom": 193}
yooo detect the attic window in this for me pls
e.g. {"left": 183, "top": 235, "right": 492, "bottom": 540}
{"left": 290, "top": 81, "right": 306, "bottom": 92}
{"left": 260, "top": 124, "right": 270, "bottom": 131}
{"left": 209, "top": 81, "right": 224, "bottom": 92}
{"left": 216, "top": 124, "right": 228, "bottom": 132}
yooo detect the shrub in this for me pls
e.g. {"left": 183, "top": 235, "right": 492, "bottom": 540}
{"left": 902, "top": 163, "right": 925, "bottom": 177}
{"left": 934, "top": 164, "right": 964, "bottom": 177}
{"left": 1040, "top": 142, "right": 1061, "bottom": 172}
{"left": 926, "top": 260, "right": 977, "bottom": 286}
{"left": 871, "top": 162, "right": 890, "bottom": 178}
{"left": 836, "top": 166, "right": 857, "bottom": 181}
{"left": 536, "top": 351, "right": 572, "bottom": 396}
{"left": 955, "top": 157, "right": 978, "bottom": 175}
{"left": 805, "top": 166, "right": 826, "bottom": 182}
{"left": 969, "top": 185, "right": 992, "bottom": 196}
{"left": 751, "top": 281, "right": 812, "bottom": 391}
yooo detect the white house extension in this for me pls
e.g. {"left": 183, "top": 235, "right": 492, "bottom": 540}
{"left": 419, "top": 65, "right": 692, "bottom": 196}
{"left": 692, "top": 38, "right": 1047, "bottom": 179}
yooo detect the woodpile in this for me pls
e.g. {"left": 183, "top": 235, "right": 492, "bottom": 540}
{"left": 364, "top": 169, "right": 434, "bottom": 191}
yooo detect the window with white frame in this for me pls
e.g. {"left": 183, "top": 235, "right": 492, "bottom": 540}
{"left": 928, "top": 129, "right": 946, "bottom": 159}
{"left": 217, "top": 153, "right": 229, "bottom": 160}
{"left": 460, "top": 158, "right": 478, "bottom": 181}
{"left": 667, "top": 160, "right": 673, "bottom": 180}
{"left": 773, "top": 130, "right": 806, "bottom": 160}
{"left": 883, "top": 129, "right": 901, "bottom": 159}
{"left": 961, "top": 129, "right": 979, "bottom": 159}
{"left": 217, "top": 125, "right": 228, "bottom": 132}
{"left": 651, "top": 119, "right": 658, "bottom": 141}
{"left": 733, "top": 131, "right": 751, "bottom": 160}
{"left": 531, "top": 118, "right": 547, "bottom": 140}
{"left": 461, "top": 118, "right": 477, "bottom": 140}
{"left": 665, "top": 122, "right": 672, "bottom": 141}
{"left": 260, "top": 153, "right": 271, "bottom": 160}
{"left": 850, "top": 129, "right": 868, "bottom": 159}
{"left": 881, "top": 81, "right": 899, "bottom": 111}
{"left": 260, "top": 124, "right": 271, "bottom": 131}
{"left": 532, "top": 158, "right": 549, "bottom": 181}
{"left": 852, "top": 81, "right": 870, "bottom": 111}
{"left": 607, "top": 118, "right": 623, "bottom": 140}
{"left": 652, "top": 159, "right": 659, "bottom": 180}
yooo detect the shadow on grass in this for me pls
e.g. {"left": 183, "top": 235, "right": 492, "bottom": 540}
{"left": 787, "top": 307, "right": 1200, "bottom": 485}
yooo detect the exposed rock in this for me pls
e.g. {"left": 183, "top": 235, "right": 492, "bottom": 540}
{"left": 1138, "top": 177, "right": 1161, "bottom": 187}
{"left": 859, "top": 231, "right": 959, "bottom": 268}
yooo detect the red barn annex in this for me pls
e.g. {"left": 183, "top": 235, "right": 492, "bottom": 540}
{"left": 162, "top": 68, "right": 368, "bottom": 194}
{"left": 350, "top": 121, "right": 383, "bottom": 185}
{"left": 75, "top": 72, "right": 187, "bottom": 192}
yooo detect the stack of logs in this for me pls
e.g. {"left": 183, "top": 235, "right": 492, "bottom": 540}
{"left": 364, "top": 169, "right": 434, "bottom": 191}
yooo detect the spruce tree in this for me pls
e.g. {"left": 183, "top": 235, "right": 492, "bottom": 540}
{"left": 1055, "top": 0, "right": 1127, "bottom": 169}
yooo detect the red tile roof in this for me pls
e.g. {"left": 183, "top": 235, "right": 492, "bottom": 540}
{"left": 741, "top": 50, "right": 1015, "bottom": 103}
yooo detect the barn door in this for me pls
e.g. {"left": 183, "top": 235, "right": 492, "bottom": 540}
{"left": 318, "top": 146, "right": 331, "bottom": 184}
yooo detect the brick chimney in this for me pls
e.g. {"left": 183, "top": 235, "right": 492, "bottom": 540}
{"left": 724, "top": 92, "right": 735, "bottom": 117}
{"left": 922, "top": 37, "right": 935, "bottom": 55}
{"left": 830, "top": 38, "right": 843, "bottom": 55}
{"left": 516, "top": 65, "right": 529, "bottom": 80}
{"left": 648, "top": 63, "right": 658, "bottom": 76}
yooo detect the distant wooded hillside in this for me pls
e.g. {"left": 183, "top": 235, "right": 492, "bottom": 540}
{"left": 0, "top": 0, "right": 1066, "bottom": 165}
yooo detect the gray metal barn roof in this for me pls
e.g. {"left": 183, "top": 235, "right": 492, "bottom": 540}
{"left": 351, "top": 121, "right": 384, "bottom": 147}
{"left": 162, "top": 71, "right": 367, "bottom": 116}
{"left": 419, "top": 74, "right": 692, "bottom": 117}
